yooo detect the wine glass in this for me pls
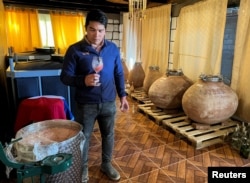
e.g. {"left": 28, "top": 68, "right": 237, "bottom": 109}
{"left": 92, "top": 56, "right": 103, "bottom": 86}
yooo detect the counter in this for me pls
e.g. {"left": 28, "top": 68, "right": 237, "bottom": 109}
{"left": 6, "top": 62, "right": 71, "bottom": 110}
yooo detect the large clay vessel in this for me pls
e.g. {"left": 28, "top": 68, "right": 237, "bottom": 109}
{"left": 128, "top": 61, "right": 145, "bottom": 89}
{"left": 148, "top": 69, "right": 193, "bottom": 109}
{"left": 143, "top": 66, "right": 162, "bottom": 94}
{"left": 182, "top": 74, "right": 239, "bottom": 124}
{"left": 122, "top": 59, "right": 129, "bottom": 82}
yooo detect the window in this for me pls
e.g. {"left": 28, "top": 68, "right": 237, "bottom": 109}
{"left": 38, "top": 13, "right": 55, "bottom": 47}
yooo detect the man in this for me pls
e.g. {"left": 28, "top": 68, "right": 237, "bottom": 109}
{"left": 60, "top": 9, "right": 129, "bottom": 182}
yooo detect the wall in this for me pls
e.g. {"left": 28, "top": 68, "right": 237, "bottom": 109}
{"left": 221, "top": 8, "right": 238, "bottom": 84}
{"left": 106, "top": 13, "right": 123, "bottom": 51}
{"left": 0, "top": 0, "right": 13, "bottom": 143}
{"left": 0, "top": 0, "right": 13, "bottom": 180}
{"left": 168, "top": 17, "right": 177, "bottom": 70}
{"left": 168, "top": 7, "right": 238, "bottom": 81}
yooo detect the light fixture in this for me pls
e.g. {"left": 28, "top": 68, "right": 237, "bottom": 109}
{"left": 129, "top": 0, "right": 147, "bottom": 19}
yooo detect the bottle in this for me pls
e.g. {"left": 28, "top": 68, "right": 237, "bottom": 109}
{"left": 125, "top": 80, "right": 130, "bottom": 89}
{"left": 130, "top": 82, "right": 134, "bottom": 93}
{"left": 9, "top": 57, "right": 14, "bottom": 71}
{"left": 231, "top": 124, "right": 241, "bottom": 151}
{"left": 246, "top": 123, "right": 250, "bottom": 139}
{"left": 240, "top": 130, "right": 250, "bottom": 159}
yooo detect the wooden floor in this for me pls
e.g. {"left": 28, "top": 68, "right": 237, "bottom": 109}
{"left": 87, "top": 97, "right": 250, "bottom": 183}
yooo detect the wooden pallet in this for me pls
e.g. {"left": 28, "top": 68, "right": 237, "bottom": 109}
{"left": 162, "top": 117, "right": 239, "bottom": 149}
{"left": 130, "top": 91, "right": 151, "bottom": 104}
{"left": 137, "top": 103, "right": 185, "bottom": 125}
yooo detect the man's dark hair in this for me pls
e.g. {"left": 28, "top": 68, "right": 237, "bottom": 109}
{"left": 85, "top": 9, "right": 108, "bottom": 29}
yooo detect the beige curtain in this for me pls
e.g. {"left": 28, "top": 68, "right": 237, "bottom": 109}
{"left": 122, "top": 12, "right": 140, "bottom": 70}
{"left": 50, "top": 11, "right": 85, "bottom": 54}
{"left": 122, "top": 4, "right": 171, "bottom": 73}
{"left": 231, "top": 0, "right": 250, "bottom": 121}
{"left": 173, "top": 0, "right": 228, "bottom": 81}
{"left": 141, "top": 5, "right": 171, "bottom": 75}
{"left": 5, "top": 8, "right": 41, "bottom": 52}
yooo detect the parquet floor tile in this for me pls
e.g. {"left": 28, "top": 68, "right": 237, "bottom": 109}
{"left": 88, "top": 144, "right": 102, "bottom": 166}
{"left": 88, "top": 161, "right": 127, "bottom": 182}
{"left": 113, "top": 139, "right": 141, "bottom": 158}
{"left": 186, "top": 152, "right": 234, "bottom": 173}
{"left": 89, "top": 131, "right": 101, "bottom": 146}
{"left": 129, "top": 169, "right": 175, "bottom": 183}
{"left": 244, "top": 163, "right": 250, "bottom": 167}
{"left": 161, "top": 160, "right": 208, "bottom": 183}
{"left": 113, "top": 129, "right": 128, "bottom": 142}
{"left": 115, "top": 122, "right": 149, "bottom": 137}
{"left": 114, "top": 152, "right": 159, "bottom": 179}
{"left": 85, "top": 97, "right": 250, "bottom": 182}
{"left": 209, "top": 145, "right": 250, "bottom": 166}
{"left": 166, "top": 139, "right": 210, "bottom": 158}
{"left": 152, "top": 128, "right": 181, "bottom": 144}
{"left": 142, "top": 144, "right": 185, "bottom": 168}
{"left": 128, "top": 132, "right": 166, "bottom": 151}
{"left": 135, "top": 119, "right": 160, "bottom": 132}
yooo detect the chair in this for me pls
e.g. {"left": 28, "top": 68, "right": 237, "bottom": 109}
{"left": 14, "top": 95, "right": 74, "bottom": 133}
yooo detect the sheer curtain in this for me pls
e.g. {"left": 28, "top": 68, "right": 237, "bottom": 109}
{"left": 231, "top": 0, "right": 250, "bottom": 121}
{"left": 50, "top": 11, "right": 85, "bottom": 54}
{"left": 122, "top": 4, "right": 171, "bottom": 73}
{"left": 141, "top": 5, "right": 171, "bottom": 75}
{"left": 5, "top": 8, "right": 41, "bottom": 52}
{"left": 173, "top": 0, "right": 228, "bottom": 81}
{"left": 122, "top": 12, "right": 140, "bottom": 70}
{"left": 38, "top": 13, "right": 55, "bottom": 47}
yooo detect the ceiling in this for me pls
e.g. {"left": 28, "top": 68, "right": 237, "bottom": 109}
{"left": 2, "top": 0, "right": 170, "bottom": 13}
{"left": 3, "top": 0, "right": 240, "bottom": 15}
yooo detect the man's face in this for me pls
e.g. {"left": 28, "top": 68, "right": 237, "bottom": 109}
{"left": 86, "top": 21, "right": 106, "bottom": 46}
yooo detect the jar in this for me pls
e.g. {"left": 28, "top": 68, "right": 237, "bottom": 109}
{"left": 128, "top": 61, "right": 145, "bottom": 89}
{"left": 182, "top": 74, "right": 239, "bottom": 124}
{"left": 122, "top": 59, "right": 129, "bottom": 82}
{"left": 148, "top": 69, "right": 193, "bottom": 109}
{"left": 143, "top": 66, "right": 162, "bottom": 94}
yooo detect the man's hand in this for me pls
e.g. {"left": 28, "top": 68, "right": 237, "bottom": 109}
{"left": 120, "top": 96, "right": 129, "bottom": 112}
{"left": 85, "top": 73, "right": 100, "bottom": 86}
